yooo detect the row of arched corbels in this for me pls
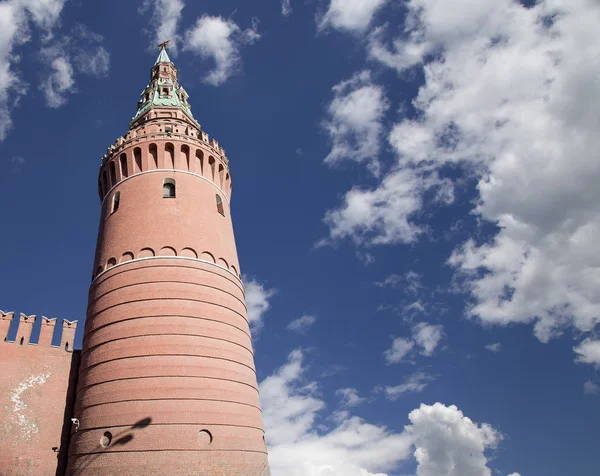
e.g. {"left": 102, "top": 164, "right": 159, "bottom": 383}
{"left": 94, "top": 247, "right": 240, "bottom": 281}
{"left": 107, "top": 111, "right": 226, "bottom": 166}
{"left": 98, "top": 140, "right": 231, "bottom": 201}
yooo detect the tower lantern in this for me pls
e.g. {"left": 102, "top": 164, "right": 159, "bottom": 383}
{"left": 67, "top": 47, "right": 271, "bottom": 476}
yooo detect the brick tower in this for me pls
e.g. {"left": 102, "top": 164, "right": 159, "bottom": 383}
{"left": 67, "top": 46, "right": 270, "bottom": 475}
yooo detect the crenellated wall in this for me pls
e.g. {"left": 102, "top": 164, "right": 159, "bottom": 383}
{"left": 0, "top": 311, "right": 80, "bottom": 476}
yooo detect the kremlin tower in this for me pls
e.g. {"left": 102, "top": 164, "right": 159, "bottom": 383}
{"left": 66, "top": 45, "right": 271, "bottom": 475}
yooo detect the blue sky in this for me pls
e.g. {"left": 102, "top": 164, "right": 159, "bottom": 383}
{"left": 1, "top": 0, "right": 599, "bottom": 475}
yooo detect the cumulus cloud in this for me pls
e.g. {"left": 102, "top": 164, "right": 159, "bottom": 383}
{"left": 574, "top": 339, "right": 600, "bottom": 367}
{"left": 0, "top": 0, "right": 66, "bottom": 139}
{"left": 140, "top": 0, "right": 184, "bottom": 53}
{"left": 322, "top": 70, "right": 389, "bottom": 169}
{"left": 408, "top": 403, "right": 502, "bottom": 476}
{"left": 384, "top": 337, "right": 414, "bottom": 364}
{"left": 261, "top": 351, "right": 502, "bottom": 476}
{"left": 282, "top": 0, "right": 292, "bottom": 17}
{"left": 382, "top": 372, "right": 434, "bottom": 400}
{"left": 321, "top": 167, "right": 424, "bottom": 246}
{"left": 413, "top": 323, "right": 443, "bottom": 356}
{"left": 287, "top": 314, "right": 317, "bottom": 334}
{"left": 325, "top": 0, "right": 600, "bottom": 343}
{"left": 336, "top": 388, "right": 366, "bottom": 408}
{"left": 318, "top": 0, "right": 389, "bottom": 33}
{"left": 243, "top": 277, "right": 275, "bottom": 332}
{"left": 184, "top": 15, "right": 260, "bottom": 86}
{"left": 485, "top": 343, "right": 502, "bottom": 353}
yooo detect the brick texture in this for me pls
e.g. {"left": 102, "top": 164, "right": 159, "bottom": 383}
{"left": 0, "top": 313, "right": 79, "bottom": 476}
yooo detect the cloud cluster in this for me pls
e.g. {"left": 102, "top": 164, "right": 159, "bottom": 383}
{"left": 0, "top": 1, "right": 109, "bottom": 138}
{"left": 140, "top": 1, "right": 261, "bottom": 86}
{"left": 261, "top": 350, "right": 501, "bottom": 476}
{"left": 323, "top": 0, "right": 600, "bottom": 344}
{"left": 0, "top": 0, "right": 66, "bottom": 139}
{"left": 385, "top": 322, "right": 444, "bottom": 363}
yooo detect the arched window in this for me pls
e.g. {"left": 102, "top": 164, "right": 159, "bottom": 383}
{"left": 120, "top": 153, "right": 128, "bottom": 178}
{"left": 112, "top": 192, "right": 120, "bottom": 213}
{"left": 163, "top": 178, "right": 176, "bottom": 198}
{"left": 165, "top": 143, "right": 175, "bottom": 169}
{"left": 109, "top": 161, "right": 117, "bottom": 186}
{"left": 216, "top": 194, "right": 224, "bottom": 216}
{"left": 134, "top": 147, "right": 142, "bottom": 173}
{"left": 149, "top": 143, "right": 158, "bottom": 169}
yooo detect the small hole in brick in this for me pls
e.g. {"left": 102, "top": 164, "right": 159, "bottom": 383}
{"left": 100, "top": 431, "right": 112, "bottom": 448}
{"left": 198, "top": 429, "right": 212, "bottom": 446}
{"left": 20, "top": 337, "right": 24, "bottom": 345}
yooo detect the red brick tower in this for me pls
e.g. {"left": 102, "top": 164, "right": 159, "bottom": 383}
{"left": 67, "top": 46, "right": 270, "bottom": 475}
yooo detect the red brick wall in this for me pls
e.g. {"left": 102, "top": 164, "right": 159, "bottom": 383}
{"left": 0, "top": 312, "right": 79, "bottom": 476}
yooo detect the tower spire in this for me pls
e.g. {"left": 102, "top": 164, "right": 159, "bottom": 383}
{"left": 155, "top": 40, "right": 172, "bottom": 64}
{"left": 130, "top": 41, "right": 200, "bottom": 129}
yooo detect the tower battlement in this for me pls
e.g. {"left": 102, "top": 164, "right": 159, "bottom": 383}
{"left": 1, "top": 311, "right": 77, "bottom": 350}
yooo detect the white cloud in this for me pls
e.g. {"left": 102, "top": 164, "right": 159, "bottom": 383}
{"left": 39, "top": 53, "right": 74, "bottom": 108}
{"left": 184, "top": 15, "right": 260, "bottom": 86}
{"left": 383, "top": 372, "right": 434, "bottom": 400}
{"left": 327, "top": 0, "right": 600, "bottom": 343}
{"left": 318, "top": 0, "right": 389, "bottom": 33}
{"left": 321, "top": 167, "right": 424, "bottom": 246}
{"left": 384, "top": 322, "right": 443, "bottom": 363}
{"left": 336, "top": 387, "right": 366, "bottom": 408}
{"left": 507, "top": 474, "right": 522, "bottom": 476}
{"left": 584, "top": 381, "right": 600, "bottom": 396}
{"left": 261, "top": 352, "right": 502, "bottom": 476}
{"left": 261, "top": 349, "right": 412, "bottom": 476}
{"left": 287, "top": 314, "right": 317, "bottom": 334}
{"left": 0, "top": 0, "right": 66, "bottom": 139}
{"left": 243, "top": 277, "right": 275, "bottom": 333}
{"left": 375, "top": 271, "right": 423, "bottom": 294}
{"left": 384, "top": 337, "right": 414, "bottom": 364}
{"left": 407, "top": 403, "right": 502, "bottom": 476}
{"left": 140, "top": 0, "right": 184, "bottom": 53}
{"left": 485, "top": 343, "right": 502, "bottom": 353}
{"left": 413, "top": 322, "right": 443, "bottom": 356}
{"left": 322, "top": 71, "right": 389, "bottom": 170}
{"left": 282, "top": 0, "right": 292, "bottom": 17}
{"left": 75, "top": 45, "right": 110, "bottom": 77}
{"left": 574, "top": 339, "right": 600, "bottom": 367}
